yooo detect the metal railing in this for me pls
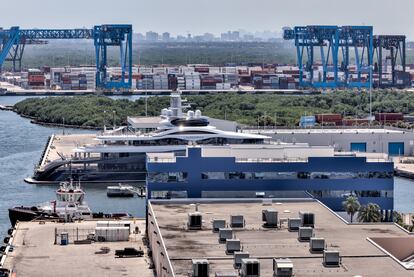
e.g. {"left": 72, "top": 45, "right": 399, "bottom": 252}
{"left": 235, "top": 157, "right": 308, "bottom": 163}
{"left": 147, "top": 158, "right": 176, "bottom": 163}
{"left": 54, "top": 227, "right": 95, "bottom": 244}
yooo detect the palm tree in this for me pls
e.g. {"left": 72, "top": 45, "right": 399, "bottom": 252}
{"left": 357, "top": 203, "right": 381, "bottom": 223}
{"left": 342, "top": 195, "right": 360, "bottom": 223}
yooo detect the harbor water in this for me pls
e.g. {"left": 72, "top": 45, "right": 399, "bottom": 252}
{"left": 0, "top": 96, "right": 413, "bottom": 238}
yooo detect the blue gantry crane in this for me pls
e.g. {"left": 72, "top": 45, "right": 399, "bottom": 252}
{"left": 0, "top": 24, "right": 133, "bottom": 90}
{"left": 373, "top": 35, "right": 408, "bottom": 88}
{"left": 283, "top": 25, "right": 373, "bottom": 89}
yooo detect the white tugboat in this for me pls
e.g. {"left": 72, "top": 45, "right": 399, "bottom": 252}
{"left": 9, "top": 179, "right": 92, "bottom": 226}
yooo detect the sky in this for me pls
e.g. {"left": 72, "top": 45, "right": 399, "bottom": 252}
{"left": 3, "top": 0, "right": 413, "bottom": 38}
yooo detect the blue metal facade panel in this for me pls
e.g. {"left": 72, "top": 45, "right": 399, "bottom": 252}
{"left": 147, "top": 148, "right": 394, "bottom": 211}
{"left": 388, "top": 142, "right": 404, "bottom": 156}
{"left": 350, "top": 143, "right": 367, "bottom": 152}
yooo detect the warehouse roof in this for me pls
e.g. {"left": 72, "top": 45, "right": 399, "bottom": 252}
{"left": 149, "top": 199, "right": 414, "bottom": 277}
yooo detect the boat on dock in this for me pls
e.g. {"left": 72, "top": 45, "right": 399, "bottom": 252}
{"left": 8, "top": 179, "right": 92, "bottom": 226}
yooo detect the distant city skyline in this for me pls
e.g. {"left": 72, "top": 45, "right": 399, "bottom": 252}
{"left": 3, "top": 0, "right": 414, "bottom": 39}
{"left": 138, "top": 30, "right": 281, "bottom": 42}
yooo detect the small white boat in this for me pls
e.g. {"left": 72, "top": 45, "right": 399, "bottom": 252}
{"left": 107, "top": 184, "right": 135, "bottom": 197}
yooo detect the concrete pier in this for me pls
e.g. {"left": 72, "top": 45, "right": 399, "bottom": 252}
{"left": 1, "top": 220, "right": 155, "bottom": 277}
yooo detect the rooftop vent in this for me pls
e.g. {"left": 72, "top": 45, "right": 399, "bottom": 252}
{"left": 219, "top": 228, "right": 233, "bottom": 242}
{"left": 226, "top": 239, "right": 241, "bottom": 254}
{"left": 192, "top": 259, "right": 209, "bottom": 277}
{"left": 241, "top": 258, "right": 260, "bottom": 277}
{"left": 310, "top": 237, "right": 325, "bottom": 252}
{"left": 273, "top": 258, "right": 293, "bottom": 277}
{"left": 230, "top": 215, "right": 245, "bottom": 228}
{"left": 188, "top": 212, "right": 202, "bottom": 230}
{"left": 299, "top": 211, "right": 315, "bottom": 227}
{"left": 288, "top": 218, "right": 301, "bottom": 231}
{"left": 234, "top": 251, "right": 250, "bottom": 269}
{"left": 262, "top": 209, "right": 278, "bottom": 228}
{"left": 212, "top": 219, "right": 226, "bottom": 232}
{"left": 323, "top": 250, "right": 340, "bottom": 267}
{"left": 298, "top": 227, "right": 313, "bottom": 241}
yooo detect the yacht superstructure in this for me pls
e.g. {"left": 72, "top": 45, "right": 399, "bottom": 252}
{"left": 31, "top": 92, "right": 269, "bottom": 183}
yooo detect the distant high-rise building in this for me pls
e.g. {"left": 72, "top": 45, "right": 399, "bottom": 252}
{"left": 221, "top": 31, "right": 240, "bottom": 41}
{"left": 221, "top": 32, "right": 230, "bottom": 41}
{"left": 202, "top": 33, "right": 215, "bottom": 41}
{"left": 162, "top": 32, "right": 170, "bottom": 41}
{"left": 243, "top": 34, "right": 255, "bottom": 41}
{"left": 176, "top": 35, "right": 186, "bottom": 42}
{"left": 231, "top": 31, "right": 240, "bottom": 41}
{"left": 146, "top": 31, "right": 159, "bottom": 41}
{"left": 135, "top": 33, "right": 145, "bottom": 42}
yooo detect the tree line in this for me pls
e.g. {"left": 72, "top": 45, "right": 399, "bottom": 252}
{"left": 13, "top": 90, "right": 414, "bottom": 128}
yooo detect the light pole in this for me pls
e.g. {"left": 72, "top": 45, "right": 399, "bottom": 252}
{"left": 145, "top": 83, "right": 148, "bottom": 117}
{"left": 369, "top": 59, "right": 373, "bottom": 125}
{"left": 112, "top": 110, "right": 116, "bottom": 130}
{"left": 103, "top": 110, "right": 107, "bottom": 132}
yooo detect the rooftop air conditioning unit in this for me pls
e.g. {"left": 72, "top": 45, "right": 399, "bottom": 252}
{"left": 219, "top": 228, "right": 233, "bottom": 242}
{"left": 192, "top": 259, "right": 209, "bottom": 277}
{"left": 299, "top": 211, "right": 315, "bottom": 227}
{"left": 310, "top": 237, "right": 325, "bottom": 252}
{"left": 262, "top": 209, "right": 278, "bottom": 228}
{"left": 188, "top": 212, "right": 202, "bottom": 230}
{"left": 298, "top": 227, "right": 313, "bottom": 241}
{"left": 273, "top": 258, "right": 293, "bottom": 277}
{"left": 230, "top": 215, "right": 245, "bottom": 228}
{"left": 226, "top": 239, "right": 241, "bottom": 254}
{"left": 241, "top": 258, "right": 260, "bottom": 277}
{"left": 288, "top": 218, "right": 301, "bottom": 231}
{"left": 212, "top": 219, "right": 226, "bottom": 232}
{"left": 234, "top": 251, "right": 250, "bottom": 268}
{"left": 323, "top": 250, "right": 340, "bottom": 267}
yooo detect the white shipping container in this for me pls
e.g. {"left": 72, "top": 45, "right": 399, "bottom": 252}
{"left": 222, "top": 67, "right": 237, "bottom": 74}
{"left": 153, "top": 67, "right": 167, "bottom": 74}
{"left": 95, "top": 226, "right": 130, "bottom": 242}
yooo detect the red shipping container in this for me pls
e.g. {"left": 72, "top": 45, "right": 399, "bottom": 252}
{"left": 316, "top": 114, "right": 343, "bottom": 123}
{"left": 375, "top": 113, "right": 403, "bottom": 122}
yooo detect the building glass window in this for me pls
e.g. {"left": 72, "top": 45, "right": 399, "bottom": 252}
{"left": 200, "top": 171, "right": 393, "bottom": 180}
{"left": 308, "top": 190, "right": 393, "bottom": 198}
{"left": 148, "top": 172, "right": 188, "bottom": 183}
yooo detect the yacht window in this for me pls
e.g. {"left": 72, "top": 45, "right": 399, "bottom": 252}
{"left": 168, "top": 130, "right": 216, "bottom": 135}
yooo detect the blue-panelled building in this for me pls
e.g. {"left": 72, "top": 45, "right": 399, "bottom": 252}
{"left": 146, "top": 146, "right": 394, "bottom": 213}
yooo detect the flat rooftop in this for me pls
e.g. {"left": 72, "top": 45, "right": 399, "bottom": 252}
{"left": 150, "top": 199, "right": 414, "bottom": 277}
{"left": 2, "top": 220, "right": 154, "bottom": 277}
{"left": 244, "top": 128, "right": 406, "bottom": 135}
